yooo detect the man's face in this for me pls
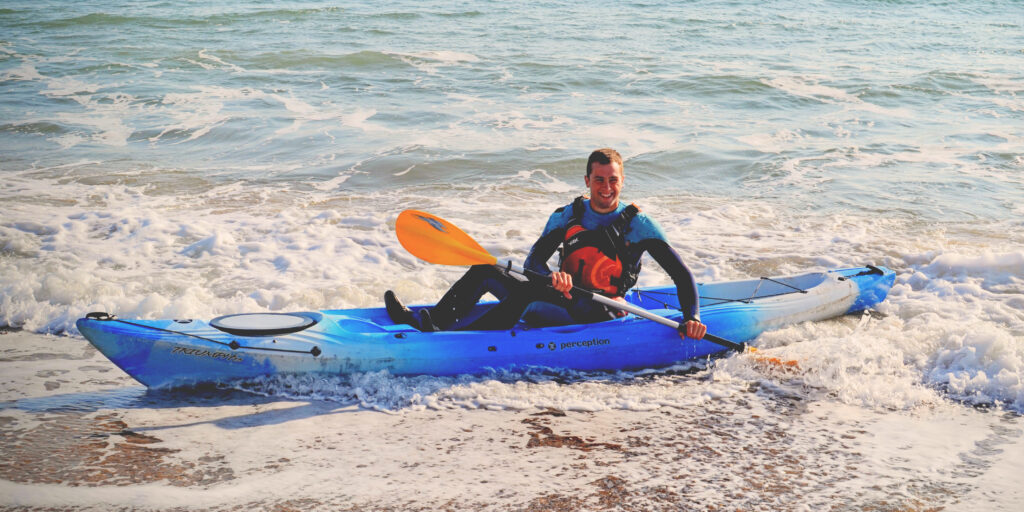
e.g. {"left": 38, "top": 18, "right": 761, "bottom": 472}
{"left": 585, "top": 161, "right": 624, "bottom": 214}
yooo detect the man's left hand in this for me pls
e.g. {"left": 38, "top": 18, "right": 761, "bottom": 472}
{"left": 679, "top": 320, "right": 706, "bottom": 340}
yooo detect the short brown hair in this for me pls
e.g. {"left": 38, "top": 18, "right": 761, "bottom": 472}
{"left": 586, "top": 148, "right": 623, "bottom": 176}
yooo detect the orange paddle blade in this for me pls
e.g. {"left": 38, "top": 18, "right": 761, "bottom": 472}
{"left": 396, "top": 210, "right": 497, "bottom": 266}
{"left": 747, "top": 347, "right": 801, "bottom": 372}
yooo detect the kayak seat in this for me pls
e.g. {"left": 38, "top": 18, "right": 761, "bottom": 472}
{"left": 334, "top": 316, "right": 406, "bottom": 333}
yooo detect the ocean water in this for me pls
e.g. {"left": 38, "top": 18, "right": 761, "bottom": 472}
{"left": 1, "top": 0, "right": 1023, "bottom": 509}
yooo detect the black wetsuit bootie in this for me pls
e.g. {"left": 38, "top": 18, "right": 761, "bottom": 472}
{"left": 384, "top": 290, "right": 419, "bottom": 328}
{"left": 418, "top": 309, "right": 438, "bottom": 332}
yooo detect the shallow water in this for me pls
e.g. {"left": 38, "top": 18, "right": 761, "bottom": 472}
{"left": 1, "top": 0, "right": 1023, "bottom": 509}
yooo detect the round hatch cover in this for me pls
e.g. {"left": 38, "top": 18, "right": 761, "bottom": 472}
{"left": 210, "top": 312, "right": 321, "bottom": 336}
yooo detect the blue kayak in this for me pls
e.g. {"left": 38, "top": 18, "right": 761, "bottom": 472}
{"left": 77, "top": 266, "right": 895, "bottom": 389}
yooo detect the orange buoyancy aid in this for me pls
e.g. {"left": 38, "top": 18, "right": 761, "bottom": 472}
{"left": 559, "top": 196, "right": 641, "bottom": 297}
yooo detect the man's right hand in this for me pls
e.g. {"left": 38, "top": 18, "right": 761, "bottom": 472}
{"left": 550, "top": 271, "right": 574, "bottom": 299}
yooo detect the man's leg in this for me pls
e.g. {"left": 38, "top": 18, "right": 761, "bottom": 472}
{"left": 459, "top": 280, "right": 572, "bottom": 331}
{"left": 427, "top": 265, "right": 522, "bottom": 330}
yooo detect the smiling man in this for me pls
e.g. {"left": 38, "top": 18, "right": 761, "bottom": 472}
{"left": 385, "top": 148, "right": 706, "bottom": 341}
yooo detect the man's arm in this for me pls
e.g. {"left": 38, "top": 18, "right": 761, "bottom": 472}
{"left": 638, "top": 238, "right": 705, "bottom": 339}
{"left": 523, "top": 228, "right": 562, "bottom": 274}
{"left": 523, "top": 207, "right": 569, "bottom": 280}
{"left": 633, "top": 239, "right": 700, "bottom": 322}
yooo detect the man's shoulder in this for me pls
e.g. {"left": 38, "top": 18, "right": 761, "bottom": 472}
{"left": 626, "top": 209, "right": 667, "bottom": 241}
{"left": 553, "top": 195, "right": 586, "bottom": 212}
{"left": 631, "top": 209, "right": 654, "bottom": 223}
{"left": 623, "top": 203, "right": 652, "bottom": 224}
{"left": 540, "top": 200, "right": 576, "bottom": 234}
{"left": 549, "top": 198, "right": 581, "bottom": 221}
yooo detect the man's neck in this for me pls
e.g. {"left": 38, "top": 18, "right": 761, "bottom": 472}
{"left": 589, "top": 200, "right": 619, "bottom": 215}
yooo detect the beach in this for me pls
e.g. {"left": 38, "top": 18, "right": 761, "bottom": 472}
{"left": 2, "top": 0, "right": 1023, "bottom": 509}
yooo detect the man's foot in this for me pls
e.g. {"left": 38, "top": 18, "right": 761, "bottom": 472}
{"left": 384, "top": 290, "right": 418, "bottom": 328}
{"left": 418, "top": 309, "right": 438, "bottom": 332}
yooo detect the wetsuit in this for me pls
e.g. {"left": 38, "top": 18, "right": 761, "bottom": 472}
{"left": 425, "top": 199, "right": 700, "bottom": 331}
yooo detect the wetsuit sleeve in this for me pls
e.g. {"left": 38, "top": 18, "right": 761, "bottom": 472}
{"left": 626, "top": 214, "right": 700, "bottom": 322}
{"left": 523, "top": 220, "right": 564, "bottom": 281}
{"left": 633, "top": 239, "right": 701, "bottom": 322}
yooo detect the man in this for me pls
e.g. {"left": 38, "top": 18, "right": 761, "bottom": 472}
{"left": 385, "top": 148, "right": 706, "bottom": 341}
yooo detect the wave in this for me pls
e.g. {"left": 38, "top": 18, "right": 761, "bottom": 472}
{"left": 434, "top": 10, "right": 485, "bottom": 18}
{"left": 31, "top": 6, "right": 346, "bottom": 30}
{"left": 35, "top": 12, "right": 143, "bottom": 28}
{"left": 0, "top": 121, "right": 68, "bottom": 135}
{"left": 194, "top": 49, "right": 480, "bottom": 73}
{"left": 228, "top": 365, "right": 711, "bottom": 412}
{"left": 247, "top": 50, "right": 409, "bottom": 70}
{"left": 189, "top": 6, "right": 347, "bottom": 26}
{"left": 365, "top": 11, "right": 423, "bottom": 21}
{"left": 228, "top": 7, "right": 345, "bottom": 19}
{"left": 659, "top": 74, "right": 776, "bottom": 97}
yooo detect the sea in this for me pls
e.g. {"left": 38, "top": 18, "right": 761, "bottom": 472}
{"left": 1, "top": 0, "right": 1022, "bottom": 510}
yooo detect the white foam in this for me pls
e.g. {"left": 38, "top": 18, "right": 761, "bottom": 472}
{"left": 1, "top": 61, "right": 44, "bottom": 81}
{"left": 922, "top": 252, "right": 1024, "bottom": 281}
{"left": 970, "top": 73, "right": 1024, "bottom": 112}
{"left": 149, "top": 85, "right": 377, "bottom": 142}
{"left": 736, "top": 129, "right": 804, "bottom": 153}
{"left": 41, "top": 77, "right": 102, "bottom": 97}
{"left": 55, "top": 110, "right": 133, "bottom": 148}
{"left": 763, "top": 75, "right": 913, "bottom": 117}
{"left": 387, "top": 50, "right": 480, "bottom": 73}
{"left": 514, "top": 169, "right": 576, "bottom": 193}
{"left": 149, "top": 86, "right": 250, "bottom": 143}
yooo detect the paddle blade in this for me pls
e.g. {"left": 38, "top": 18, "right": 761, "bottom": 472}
{"left": 747, "top": 347, "right": 801, "bottom": 372}
{"left": 396, "top": 210, "right": 497, "bottom": 266}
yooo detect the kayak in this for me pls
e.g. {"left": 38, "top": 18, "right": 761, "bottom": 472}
{"left": 77, "top": 265, "right": 895, "bottom": 389}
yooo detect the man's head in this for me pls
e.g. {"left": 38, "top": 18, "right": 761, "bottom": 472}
{"left": 586, "top": 148, "right": 623, "bottom": 177}
{"left": 585, "top": 148, "right": 624, "bottom": 214}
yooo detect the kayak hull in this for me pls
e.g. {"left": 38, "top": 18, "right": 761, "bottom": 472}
{"left": 77, "top": 266, "right": 895, "bottom": 388}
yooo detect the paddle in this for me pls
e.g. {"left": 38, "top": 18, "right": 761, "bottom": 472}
{"left": 395, "top": 209, "right": 762, "bottom": 357}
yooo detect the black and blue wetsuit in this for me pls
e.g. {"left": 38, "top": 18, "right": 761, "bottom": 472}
{"left": 425, "top": 199, "right": 700, "bottom": 331}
